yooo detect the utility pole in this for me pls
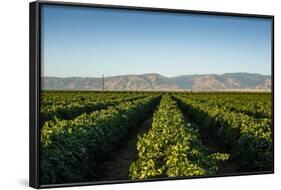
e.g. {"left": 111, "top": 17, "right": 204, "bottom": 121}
{"left": 102, "top": 74, "right": 104, "bottom": 91}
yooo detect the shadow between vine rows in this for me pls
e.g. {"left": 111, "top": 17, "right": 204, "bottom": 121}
{"left": 96, "top": 117, "right": 153, "bottom": 181}
{"left": 174, "top": 100, "right": 243, "bottom": 175}
{"left": 192, "top": 122, "right": 241, "bottom": 174}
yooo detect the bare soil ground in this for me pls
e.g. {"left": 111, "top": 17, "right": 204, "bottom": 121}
{"left": 96, "top": 117, "right": 152, "bottom": 181}
{"left": 96, "top": 114, "right": 243, "bottom": 181}
{"left": 195, "top": 124, "right": 242, "bottom": 174}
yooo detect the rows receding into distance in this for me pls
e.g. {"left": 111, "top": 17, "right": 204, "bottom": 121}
{"left": 40, "top": 91, "right": 272, "bottom": 184}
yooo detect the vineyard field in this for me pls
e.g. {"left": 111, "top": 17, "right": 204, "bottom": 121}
{"left": 40, "top": 91, "right": 273, "bottom": 184}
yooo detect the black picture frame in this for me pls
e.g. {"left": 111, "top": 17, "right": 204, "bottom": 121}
{"left": 29, "top": 0, "right": 274, "bottom": 188}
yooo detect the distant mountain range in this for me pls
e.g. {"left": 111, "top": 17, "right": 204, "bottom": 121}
{"left": 42, "top": 73, "right": 271, "bottom": 91}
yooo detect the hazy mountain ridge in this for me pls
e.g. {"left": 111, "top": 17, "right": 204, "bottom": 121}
{"left": 42, "top": 73, "right": 271, "bottom": 91}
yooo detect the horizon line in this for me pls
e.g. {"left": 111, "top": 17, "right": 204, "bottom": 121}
{"left": 42, "top": 72, "right": 272, "bottom": 78}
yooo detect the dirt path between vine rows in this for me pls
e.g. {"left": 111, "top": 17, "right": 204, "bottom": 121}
{"left": 96, "top": 117, "right": 153, "bottom": 181}
{"left": 194, "top": 123, "right": 241, "bottom": 174}
{"left": 96, "top": 113, "right": 242, "bottom": 181}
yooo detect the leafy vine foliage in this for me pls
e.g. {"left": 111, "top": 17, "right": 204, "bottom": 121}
{"left": 39, "top": 91, "right": 272, "bottom": 184}
{"left": 129, "top": 94, "right": 229, "bottom": 179}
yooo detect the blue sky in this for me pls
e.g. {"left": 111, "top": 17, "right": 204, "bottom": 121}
{"left": 41, "top": 4, "right": 272, "bottom": 77}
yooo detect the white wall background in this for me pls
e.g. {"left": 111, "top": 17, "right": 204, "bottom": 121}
{"left": 0, "top": 0, "right": 279, "bottom": 189}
